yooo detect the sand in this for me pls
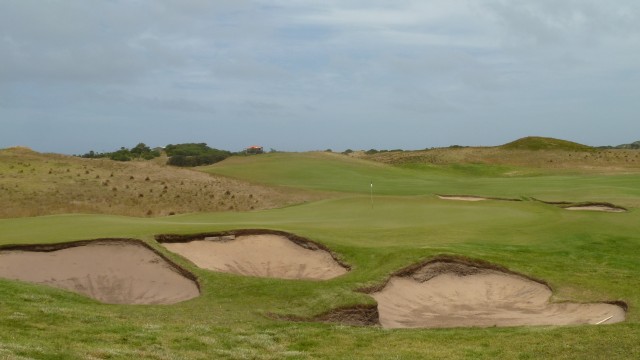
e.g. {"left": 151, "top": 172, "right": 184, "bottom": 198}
{"left": 163, "top": 234, "right": 348, "bottom": 280}
{"left": 0, "top": 240, "right": 200, "bottom": 305}
{"left": 438, "top": 195, "right": 487, "bottom": 202}
{"left": 565, "top": 205, "right": 626, "bottom": 213}
{"left": 372, "top": 262, "right": 625, "bottom": 328}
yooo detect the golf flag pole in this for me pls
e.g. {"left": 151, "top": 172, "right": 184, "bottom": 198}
{"left": 370, "top": 181, "right": 373, "bottom": 208}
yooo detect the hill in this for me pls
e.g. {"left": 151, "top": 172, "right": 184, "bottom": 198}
{"left": 0, "top": 147, "right": 316, "bottom": 218}
{"left": 365, "top": 137, "right": 640, "bottom": 171}
{"left": 615, "top": 140, "right": 640, "bottom": 149}
{"left": 499, "top": 136, "right": 593, "bottom": 151}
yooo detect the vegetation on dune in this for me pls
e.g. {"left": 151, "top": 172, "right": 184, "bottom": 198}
{"left": 365, "top": 143, "right": 640, "bottom": 171}
{"left": 600, "top": 140, "right": 640, "bottom": 150}
{"left": 499, "top": 136, "right": 594, "bottom": 151}
{"left": 0, "top": 147, "right": 317, "bottom": 218}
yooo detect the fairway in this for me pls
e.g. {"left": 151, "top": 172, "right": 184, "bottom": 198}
{"left": 1, "top": 151, "right": 639, "bottom": 359}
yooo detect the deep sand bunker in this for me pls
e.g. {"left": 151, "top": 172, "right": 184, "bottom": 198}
{"left": 371, "top": 260, "right": 625, "bottom": 329}
{"left": 161, "top": 231, "right": 348, "bottom": 280}
{"left": 0, "top": 239, "right": 200, "bottom": 304}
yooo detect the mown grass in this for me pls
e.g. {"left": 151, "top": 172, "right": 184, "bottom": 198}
{"left": 203, "top": 152, "right": 640, "bottom": 207}
{"left": 1, "top": 150, "right": 639, "bottom": 359}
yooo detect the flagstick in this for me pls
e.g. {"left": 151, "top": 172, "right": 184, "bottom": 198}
{"left": 370, "top": 181, "right": 373, "bottom": 209}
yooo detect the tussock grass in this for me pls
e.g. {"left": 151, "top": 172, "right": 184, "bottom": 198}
{"left": 367, "top": 144, "right": 640, "bottom": 172}
{"left": 0, "top": 147, "right": 319, "bottom": 218}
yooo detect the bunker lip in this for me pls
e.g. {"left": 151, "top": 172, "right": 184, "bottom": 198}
{"left": 271, "top": 304, "right": 380, "bottom": 327}
{"left": 156, "top": 229, "right": 350, "bottom": 280}
{"left": 533, "top": 198, "right": 628, "bottom": 213}
{"left": 0, "top": 238, "right": 201, "bottom": 305}
{"left": 437, "top": 194, "right": 522, "bottom": 202}
{"left": 365, "top": 255, "right": 627, "bottom": 329}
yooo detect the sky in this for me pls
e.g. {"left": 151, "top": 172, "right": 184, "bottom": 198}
{"left": 1, "top": 0, "right": 639, "bottom": 154}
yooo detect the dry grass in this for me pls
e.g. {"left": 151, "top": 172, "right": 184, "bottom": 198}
{"left": 0, "top": 147, "right": 319, "bottom": 218}
{"left": 365, "top": 146, "right": 640, "bottom": 172}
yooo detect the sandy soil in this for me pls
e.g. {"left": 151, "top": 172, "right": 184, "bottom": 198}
{"left": 0, "top": 240, "right": 200, "bottom": 304}
{"left": 438, "top": 195, "right": 487, "bottom": 202}
{"left": 565, "top": 205, "right": 626, "bottom": 213}
{"left": 163, "top": 234, "right": 347, "bottom": 280}
{"left": 372, "top": 262, "right": 625, "bottom": 328}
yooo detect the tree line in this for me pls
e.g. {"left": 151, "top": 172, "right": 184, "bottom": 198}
{"left": 79, "top": 143, "right": 161, "bottom": 161}
{"left": 79, "top": 142, "right": 233, "bottom": 167}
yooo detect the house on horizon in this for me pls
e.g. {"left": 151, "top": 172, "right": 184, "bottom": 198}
{"left": 245, "top": 145, "right": 264, "bottom": 155}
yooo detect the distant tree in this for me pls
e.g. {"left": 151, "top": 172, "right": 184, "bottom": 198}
{"left": 342, "top": 149, "right": 353, "bottom": 155}
{"left": 109, "top": 148, "right": 132, "bottom": 161}
{"left": 130, "top": 143, "right": 152, "bottom": 157}
{"left": 165, "top": 143, "right": 231, "bottom": 167}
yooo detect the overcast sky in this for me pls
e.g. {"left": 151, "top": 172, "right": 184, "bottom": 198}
{"left": 1, "top": 0, "right": 639, "bottom": 154}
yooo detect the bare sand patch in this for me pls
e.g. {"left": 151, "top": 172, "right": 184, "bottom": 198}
{"left": 437, "top": 195, "right": 488, "bottom": 202}
{"left": 0, "top": 239, "right": 200, "bottom": 304}
{"left": 161, "top": 233, "right": 348, "bottom": 280}
{"left": 371, "top": 260, "right": 625, "bottom": 329}
{"left": 565, "top": 205, "right": 627, "bottom": 213}
{"left": 533, "top": 198, "right": 628, "bottom": 213}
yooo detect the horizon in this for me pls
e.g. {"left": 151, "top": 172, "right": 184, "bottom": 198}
{"left": 2, "top": 135, "right": 637, "bottom": 156}
{"left": 2, "top": 1, "right": 639, "bottom": 154}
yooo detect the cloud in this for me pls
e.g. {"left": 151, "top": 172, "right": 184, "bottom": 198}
{"left": 1, "top": 0, "right": 639, "bottom": 152}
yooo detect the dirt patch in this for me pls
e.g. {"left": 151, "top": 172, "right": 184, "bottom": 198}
{"left": 157, "top": 230, "right": 349, "bottom": 280}
{"left": 0, "top": 239, "right": 200, "bottom": 305}
{"left": 274, "top": 304, "right": 379, "bottom": 326}
{"left": 370, "top": 256, "right": 626, "bottom": 328}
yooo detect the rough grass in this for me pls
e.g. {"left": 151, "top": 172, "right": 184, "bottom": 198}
{"left": 366, "top": 144, "right": 640, "bottom": 171}
{"left": 0, "top": 147, "right": 320, "bottom": 218}
{"left": 1, "top": 147, "right": 640, "bottom": 359}
{"left": 500, "top": 136, "right": 594, "bottom": 151}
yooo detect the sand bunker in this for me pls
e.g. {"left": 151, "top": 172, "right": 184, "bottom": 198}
{"left": 0, "top": 239, "right": 200, "bottom": 305}
{"left": 565, "top": 205, "right": 626, "bottom": 213}
{"left": 371, "top": 260, "right": 625, "bottom": 329}
{"left": 438, "top": 195, "right": 488, "bottom": 202}
{"left": 161, "top": 233, "right": 348, "bottom": 280}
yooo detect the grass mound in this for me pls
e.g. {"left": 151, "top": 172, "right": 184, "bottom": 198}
{"left": 500, "top": 136, "right": 593, "bottom": 151}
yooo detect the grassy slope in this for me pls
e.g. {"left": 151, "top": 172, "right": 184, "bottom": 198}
{"left": 203, "top": 152, "right": 640, "bottom": 207}
{"left": 1, "top": 150, "right": 640, "bottom": 359}
{"left": 0, "top": 147, "right": 318, "bottom": 218}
